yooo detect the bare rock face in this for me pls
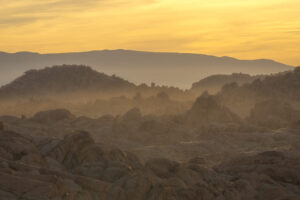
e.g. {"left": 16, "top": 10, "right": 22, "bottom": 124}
{"left": 31, "top": 109, "right": 75, "bottom": 124}
{"left": 248, "top": 99, "right": 300, "bottom": 129}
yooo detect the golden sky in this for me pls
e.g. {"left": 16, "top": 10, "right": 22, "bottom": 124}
{"left": 0, "top": 0, "right": 299, "bottom": 65}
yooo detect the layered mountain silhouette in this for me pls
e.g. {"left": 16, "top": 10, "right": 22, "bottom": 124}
{"left": 1, "top": 61, "right": 300, "bottom": 200}
{"left": 191, "top": 73, "right": 265, "bottom": 94}
{"left": 0, "top": 50, "right": 293, "bottom": 88}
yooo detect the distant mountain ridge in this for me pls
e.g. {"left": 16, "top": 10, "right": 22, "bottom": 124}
{"left": 0, "top": 49, "right": 293, "bottom": 88}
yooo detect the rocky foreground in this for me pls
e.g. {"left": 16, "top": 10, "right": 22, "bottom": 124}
{"left": 0, "top": 128, "right": 300, "bottom": 200}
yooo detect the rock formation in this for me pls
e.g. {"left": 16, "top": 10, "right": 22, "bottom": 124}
{"left": 1, "top": 128, "right": 300, "bottom": 199}
{"left": 185, "top": 93, "right": 243, "bottom": 129}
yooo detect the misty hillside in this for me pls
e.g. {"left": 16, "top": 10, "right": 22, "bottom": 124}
{"left": 0, "top": 65, "right": 135, "bottom": 98}
{"left": 219, "top": 67, "right": 300, "bottom": 101}
{"left": 218, "top": 66, "right": 300, "bottom": 117}
{"left": 191, "top": 73, "right": 265, "bottom": 94}
{"left": 0, "top": 50, "right": 293, "bottom": 88}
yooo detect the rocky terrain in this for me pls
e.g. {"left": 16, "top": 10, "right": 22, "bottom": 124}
{"left": 1, "top": 94, "right": 300, "bottom": 164}
{"left": 0, "top": 65, "right": 300, "bottom": 199}
{"left": 0, "top": 126, "right": 300, "bottom": 200}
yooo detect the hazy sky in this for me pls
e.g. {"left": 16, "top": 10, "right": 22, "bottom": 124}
{"left": 0, "top": 0, "right": 299, "bottom": 65}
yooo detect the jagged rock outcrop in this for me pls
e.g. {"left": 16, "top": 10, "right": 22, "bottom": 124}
{"left": 185, "top": 93, "right": 243, "bottom": 130}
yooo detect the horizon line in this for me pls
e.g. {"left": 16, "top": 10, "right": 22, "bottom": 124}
{"left": 0, "top": 49, "right": 295, "bottom": 67}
